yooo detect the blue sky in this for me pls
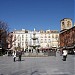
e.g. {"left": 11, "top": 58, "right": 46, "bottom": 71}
{"left": 0, "top": 0, "right": 74, "bottom": 31}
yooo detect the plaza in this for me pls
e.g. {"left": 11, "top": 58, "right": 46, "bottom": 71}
{"left": 0, "top": 53, "right": 75, "bottom": 75}
{"left": 0, "top": 0, "right": 74, "bottom": 75}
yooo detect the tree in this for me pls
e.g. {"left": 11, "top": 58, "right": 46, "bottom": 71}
{"left": 0, "top": 20, "right": 9, "bottom": 55}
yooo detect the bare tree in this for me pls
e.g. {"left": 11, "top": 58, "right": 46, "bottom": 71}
{"left": 0, "top": 20, "right": 9, "bottom": 32}
{"left": 0, "top": 20, "right": 9, "bottom": 55}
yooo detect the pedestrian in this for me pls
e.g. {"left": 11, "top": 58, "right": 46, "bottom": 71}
{"left": 13, "top": 51, "right": 16, "bottom": 62}
{"left": 62, "top": 49, "right": 68, "bottom": 61}
{"left": 18, "top": 50, "right": 22, "bottom": 61}
{"left": 60, "top": 49, "right": 62, "bottom": 56}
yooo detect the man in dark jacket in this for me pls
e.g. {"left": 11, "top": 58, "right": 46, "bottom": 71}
{"left": 18, "top": 50, "right": 22, "bottom": 61}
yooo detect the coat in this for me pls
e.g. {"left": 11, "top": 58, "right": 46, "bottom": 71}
{"left": 63, "top": 50, "right": 68, "bottom": 56}
{"left": 13, "top": 51, "right": 16, "bottom": 58}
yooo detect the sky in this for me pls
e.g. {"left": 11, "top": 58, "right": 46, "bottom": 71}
{"left": 0, "top": 0, "right": 74, "bottom": 31}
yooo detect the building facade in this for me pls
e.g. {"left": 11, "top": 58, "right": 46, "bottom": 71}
{"left": 60, "top": 26, "right": 75, "bottom": 48}
{"left": 60, "top": 18, "right": 75, "bottom": 54}
{"left": 10, "top": 29, "right": 59, "bottom": 52}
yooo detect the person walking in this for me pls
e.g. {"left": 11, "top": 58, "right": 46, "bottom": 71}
{"left": 62, "top": 49, "right": 68, "bottom": 61}
{"left": 13, "top": 51, "right": 16, "bottom": 62}
{"left": 18, "top": 50, "right": 22, "bottom": 61}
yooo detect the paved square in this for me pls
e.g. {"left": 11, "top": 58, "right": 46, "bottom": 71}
{"left": 0, "top": 53, "right": 75, "bottom": 75}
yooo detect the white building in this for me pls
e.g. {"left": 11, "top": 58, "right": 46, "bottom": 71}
{"left": 11, "top": 29, "right": 59, "bottom": 52}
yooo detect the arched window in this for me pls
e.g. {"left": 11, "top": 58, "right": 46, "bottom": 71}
{"left": 67, "top": 21, "right": 71, "bottom": 27}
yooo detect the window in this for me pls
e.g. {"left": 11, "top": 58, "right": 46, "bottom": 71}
{"left": 41, "top": 39, "right": 43, "bottom": 43}
{"left": 22, "top": 35, "right": 24, "bottom": 38}
{"left": 41, "top": 36, "right": 43, "bottom": 38}
{"left": 67, "top": 21, "right": 71, "bottom": 27}
{"left": 22, "top": 39, "right": 24, "bottom": 41}
{"left": 62, "top": 22, "right": 64, "bottom": 25}
{"left": 62, "top": 22, "right": 65, "bottom": 29}
{"left": 14, "top": 35, "right": 16, "bottom": 40}
{"left": 48, "top": 39, "right": 51, "bottom": 43}
{"left": 55, "top": 35, "right": 58, "bottom": 39}
{"left": 48, "top": 36, "right": 50, "bottom": 38}
{"left": 52, "top": 34, "right": 54, "bottom": 38}
{"left": 45, "top": 34, "right": 47, "bottom": 38}
{"left": 45, "top": 36, "right": 47, "bottom": 38}
{"left": 44, "top": 39, "right": 47, "bottom": 43}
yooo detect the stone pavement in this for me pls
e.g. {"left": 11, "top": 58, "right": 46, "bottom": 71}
{"left": 0, "top": 53, "right": 75, "bottom": 75}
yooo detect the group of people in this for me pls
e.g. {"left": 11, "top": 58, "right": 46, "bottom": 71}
{"left": 13, "top": 50, "right": 22, "bottom": 62}
{"left": 12, "top": 49, "right": 68, "bottom": 62}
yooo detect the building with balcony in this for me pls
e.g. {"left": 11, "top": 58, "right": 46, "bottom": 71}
{"left": 10, "top": 29, "right": 59, "bottom": 53}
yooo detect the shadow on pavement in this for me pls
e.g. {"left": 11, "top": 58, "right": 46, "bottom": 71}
{"left": 15, "top": 59, "right": 25, "bottom": 62}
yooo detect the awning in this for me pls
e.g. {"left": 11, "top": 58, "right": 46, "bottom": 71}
{"left": 40, "top": 48, "right": 52, "bottom": 50}
{"left": 61, "top": 46, "right": 74, "bottom": 50}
